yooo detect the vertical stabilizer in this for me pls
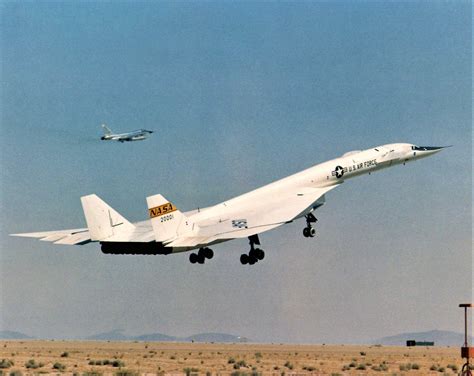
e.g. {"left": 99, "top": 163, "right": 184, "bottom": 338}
{"left": 146, "top": 194, "right": 195, "bottom": 243}
{"left": 81, "top": 194, "right": 135, "bottom": 241}
{"left": 101, "top": 124, "right": 112, "bottom": 135}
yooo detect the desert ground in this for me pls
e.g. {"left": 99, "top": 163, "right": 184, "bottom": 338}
{"left": 0, "top": 340, "right": 466, "bottom": 376}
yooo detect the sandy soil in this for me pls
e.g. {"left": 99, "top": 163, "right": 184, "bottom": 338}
{"left": 0, "top": 340, "right": 465, "bottom": 375}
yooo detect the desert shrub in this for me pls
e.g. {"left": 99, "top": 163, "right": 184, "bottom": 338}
{"left": 170, "top": 356, "right": 176, "bottom": 360}
{"left": 373, "top": 363, "right": 389, "bottom": 371}
{"left": 356, "top": 364, "right": 366, "bottom": 370}
{"left": 183, "top": 367, "right": 199, "bottom": 376}
{"left": 0, "top": 360, "right": 14, "bottom": 369}
{"left": 430, "top": 364, "right": 439, "bottom": 371}
{"left": 348, "top": 361, "right": 356, "bottom": 368}
{"left": 24, "top": 360, "right": 43, "bottom": 369}
{"left": 302, "top": 365, "right": 315, "bottom": 371}
{"left": 83, "top": 372, "right": 103, "bottom": 376}
{"left": 254, "top": 352, "right": 262, "bottom": 359}
{"left": 228, "top": 357, "right": 236, "bottom": 364}
{"left": 111, "top": 360, "right": 125, "bottom": 368}
{"left": 89, "top": 360, "right": 107, "bottom": 366}
{"left": 53, "top": 362, "right": 66, "bottom": 371}
{"left": 360, "top": 351, "right": 366, "bottom": 356}
{"left": 60, "top": 352, "right": 69, "bottom": 358}
{"left": 114, "top": 371, "right": 138, "bottom": 376}
{"left": 283, "top": 361, "right": 293, "bottom": 370}
{"left": 331, "top": 374, "right": 342, "bottom": 376}
{"left": 9, "top": 371, "right": 22, "bottom": 376}
{"left": 438, "top": 367, "right": 445, "bottom": 372}
{"left": 400, "top": 363, "right": 419, "bottom": 371}
{"left": 447, "top": 364, "right": 458, "bottom": 372}
{"left": 341, "top": 365, "right": 350, "bottom": 371}
{"left": 402, "top": 363, "right": 410, "bottom": 371}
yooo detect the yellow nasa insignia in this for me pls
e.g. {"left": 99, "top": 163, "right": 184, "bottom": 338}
{"left": 149, "top": 202, "right": 177, "bottom": 218}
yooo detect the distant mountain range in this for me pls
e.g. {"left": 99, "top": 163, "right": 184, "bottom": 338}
{"left": 0, "top": 329, "right": 247, "bottom": 342}
{"left": 0, "top": 331, "right": 34, "bottom": 339}
{"left": 374, "top": 330, "right": 472, "bottom": 346}
{"left": 85, "top": 330, "right": 249, "bottom": 343}
{"left": 1, "top": 329, "right": 470, "bottom": 346}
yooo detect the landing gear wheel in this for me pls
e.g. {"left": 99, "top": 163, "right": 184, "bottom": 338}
{"left": 243, "top": 235, "right": 265, "bottom": 265}
{"left": 189, "top": 253, "right": 198, "bottom": 264}
{"left": 200, "top": 247, "right": 214, "bottom": 259}
{"left": 205, "top": 248, "right": 214, "bottom": 259}
{"left": 249, "top": 248, "right": 257, "bottom": 259}
{"left": 303, "top": 227, "right": 310, "bottom": 237}
{"left": 303, "top": 226, "right": 316, "bottom": 238}
{"left": 197, "top": 253, "right": 205, "bottom": 264}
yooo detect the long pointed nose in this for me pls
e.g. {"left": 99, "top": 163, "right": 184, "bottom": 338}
{"left": 413, "top": 145, "right": 451, "bottom": 158}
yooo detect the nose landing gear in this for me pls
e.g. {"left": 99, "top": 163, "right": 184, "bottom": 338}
{"left": 240, "top": 235, "right": 265, "bottom": 265}
{"left": 189, "top": 247, "right": 214, "bottom": 264}
{"left": 303, "top": 213, "right": 317, "bottom": 238}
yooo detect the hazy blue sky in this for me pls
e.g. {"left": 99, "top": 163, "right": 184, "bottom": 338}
{"left": 1, "top": 1, "right": 471, "bottom": 343}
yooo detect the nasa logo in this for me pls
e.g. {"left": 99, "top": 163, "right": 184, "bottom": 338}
{"left": 149, "top": 202, "right": 177, "bottom": 218}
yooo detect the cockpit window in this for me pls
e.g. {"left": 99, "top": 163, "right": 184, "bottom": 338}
{"left": 411, "top": 146, "right": 440, "bottom": 151}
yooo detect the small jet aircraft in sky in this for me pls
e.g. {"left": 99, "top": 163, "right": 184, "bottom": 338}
{"left": 100, "top": 124, "right": 153, "bottom": 142}
{"left": 12, "top": 143, "right": 447, "bottom": 265}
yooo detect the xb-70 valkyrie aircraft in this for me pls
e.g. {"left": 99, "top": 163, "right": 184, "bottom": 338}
{"left": 12, "top": 143, "right": 446, "bottom": 265}
{"left": 100, "top": 124, "right": 153, "bottom": 142}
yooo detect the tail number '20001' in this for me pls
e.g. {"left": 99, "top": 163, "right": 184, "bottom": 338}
{"left": 161, "top": 214, "right": 174, "bottom": 222}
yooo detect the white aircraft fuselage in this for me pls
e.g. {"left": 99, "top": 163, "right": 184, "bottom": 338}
{"left": 100, "top": 124, "right": 153, "bottom": 142}
{"left": 187, "top": 143, "right": 441, "bottom": 226}
{"left": 12, "top": 143, "right": 446, "bottom": 265}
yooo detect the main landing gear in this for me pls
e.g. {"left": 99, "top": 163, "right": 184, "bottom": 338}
{"left": 303, "top": 213, "right": 317, "bottom": 238}
{"left": 189, "top": 247, "right": 214, "bottom": 264}
{"left": 240, "top": 235, "right": 265, "bottom": 265}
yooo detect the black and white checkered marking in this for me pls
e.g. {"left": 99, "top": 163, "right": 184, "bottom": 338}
{"left": 232, "top": 219, "right": 248, "bottom": 229}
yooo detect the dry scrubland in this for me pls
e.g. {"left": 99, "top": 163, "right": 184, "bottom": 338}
{"left": 0, "top": 340, "right": 464, "bottom": 376}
